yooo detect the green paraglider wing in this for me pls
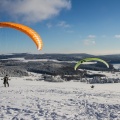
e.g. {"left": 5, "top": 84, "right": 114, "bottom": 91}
{"left": 74, "top": 58, "right": 109, "bottom": 70}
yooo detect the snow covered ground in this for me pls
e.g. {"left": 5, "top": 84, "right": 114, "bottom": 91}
{"left": 1, "top": 57, "right": 98, "bottom": 64}
{"left": 0, "top": 58, "right": 120, "bottom": 120}
{"left": 0, "top": 72, "right": 120, "bottom": 120}
{"left": 113, "top": 64, "right": 120, "bottom": 70}
{"left": 1, "top": 57, "right": 77, "bottom": 63}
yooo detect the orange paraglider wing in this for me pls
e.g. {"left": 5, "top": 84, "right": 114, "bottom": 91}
{"left": 0, "top": 22, "right": 43, "bottom": 50}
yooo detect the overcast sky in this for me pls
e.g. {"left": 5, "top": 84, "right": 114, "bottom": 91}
{"left": 0, "top": 0, "right": 120, "bottom": 55}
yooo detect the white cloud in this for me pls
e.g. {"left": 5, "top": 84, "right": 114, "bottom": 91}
{"left": 57, "top": 21, "right": 71, "bottom": 28}
{"left": 46, "top": 23, "right": 52, "bottom": 28}
{"left": 83, "top": 39, "right": 96, "bottom": 46}
{"left": 0, "top": 0, "right": 71, "bottom": 23}
{"left": 83, "top": 35, "right": 96, "bottom": 46}
{"left": 114, "top": 35, "right": 120, "bottom": 38}
{"left": 88, "top": 35, "right": 96, "bottom": 39}
{"left": 46, "top": 21, "right": 71, "bottom": 29}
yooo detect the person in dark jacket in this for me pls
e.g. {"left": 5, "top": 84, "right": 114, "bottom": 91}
{"left": 3, "top": 75, "right": 10, "bottom": 87}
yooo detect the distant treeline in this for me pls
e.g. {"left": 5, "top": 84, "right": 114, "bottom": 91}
{"left": 0, "top": 53, "right": 119, "bottom": 77}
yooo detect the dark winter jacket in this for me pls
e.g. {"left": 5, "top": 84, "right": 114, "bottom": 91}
{"left": 3, "top": 76, "right": 9, "bottom": 84}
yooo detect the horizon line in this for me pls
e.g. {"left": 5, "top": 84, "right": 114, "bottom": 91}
{"left": 0, "top": 52, "right": 120, "bottom": 56}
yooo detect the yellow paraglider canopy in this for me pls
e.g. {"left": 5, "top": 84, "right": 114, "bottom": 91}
{"left": 74, "top": 57, "right": 109, "bottom": 70}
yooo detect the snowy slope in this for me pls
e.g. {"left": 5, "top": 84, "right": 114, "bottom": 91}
{"left": 113, "top": 64, "right": 120, "bottom": 69}
{"left": 0, "top": 74, "right": 120, "bottom": 120}
{"left": 0, "top": 57, "right": 98, "bottom": 64}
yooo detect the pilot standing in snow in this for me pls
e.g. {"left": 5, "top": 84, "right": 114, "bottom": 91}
{"left": 2, "top": 75, "right": 10, "bottom": 87}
